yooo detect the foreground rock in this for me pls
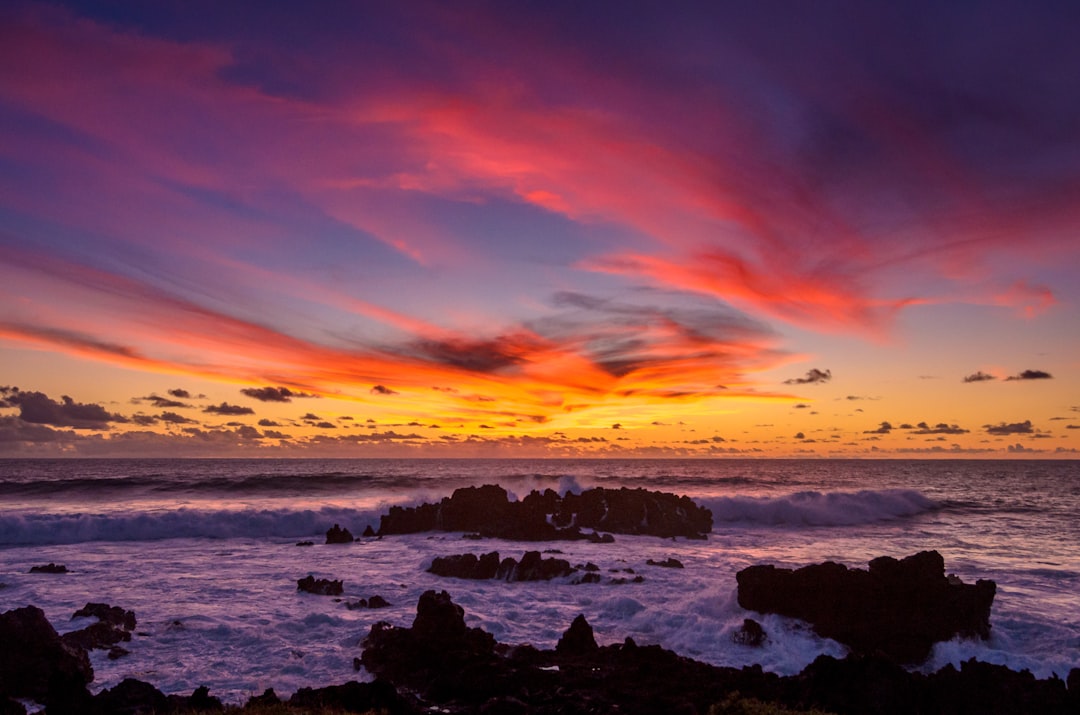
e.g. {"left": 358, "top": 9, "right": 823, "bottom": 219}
{"left": 378, "top": 484, "right": 712, "bottom": 540}
{"left": 358, "top": 590, "right": 1077, "bottom": 714}
{"left": 0, "top": 606, "right": 92, "bottom": 708}
{"left": 737, "top": 550, "right": 996, "bottom": 663}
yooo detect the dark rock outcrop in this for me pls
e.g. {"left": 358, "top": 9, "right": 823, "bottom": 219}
{"left": 428, "top": 550, "right": 625, "bottom": 583}
{"left": 346, "top": 595, "right": 391, "bottom": 610}
{"left": 556, "top": 615, "right": 598, "bottom": 656}
{"left": 0, "top": 606, "right": 93, "bottom": 708}
{"left": 357, "top": 591, "right": 1076, "bottom": 715}
{"left": 297, "top": 575, "right": 344, "bottom": 596}
{"left": 29, "top": 562, "right": 67, "bottom": 573}
{"left": 736, "top": 550, "right": 996, "bottom": 663}
{"left": 646, "top": 557, "right": 685, "bottom": 568}
{"left": 72, "top": 602, "right": 136, "bottom": 630}
{"left": 378, "top": 484, "right": 711, "bottom": 540}
{"left": 732, "top": 618, "right": 767, "bottom": 647}
{"left": 325, "top": 524, "right": 354, "bottom": 544}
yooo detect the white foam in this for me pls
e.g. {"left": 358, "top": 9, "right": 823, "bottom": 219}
{"left": 701, "top": 489, "right": 938, "bottom": 527}
{"left": 0, "top": 507, "right": 386, "bottom": 545}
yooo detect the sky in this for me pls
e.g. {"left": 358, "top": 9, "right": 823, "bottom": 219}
{"left": 0, "top": 0, "right": 1078, "bottom": 458}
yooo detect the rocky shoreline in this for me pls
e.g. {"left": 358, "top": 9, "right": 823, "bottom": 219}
{"left": 3, "top": 489, "right": 1077, "bottom": 713}
{"left": 3, "top": 584, "right": 1078, "bottom": 714}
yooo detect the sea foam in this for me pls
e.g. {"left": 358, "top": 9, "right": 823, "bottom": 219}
{"left": 699, "top": 489, "right": 938, "bottom": 527}
{"left": 0, "top": 506, "right": 385, "bottom": 546}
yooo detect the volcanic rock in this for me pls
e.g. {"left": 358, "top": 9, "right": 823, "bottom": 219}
{"left": 62, "top": 621, "right": 132, "bottom": 651}
{"left": 736, "top": 550, "right": 996, "bottom": 663}
{"left": 355, "top": 590, "right": 1076, "bottom": 714}
{"left": 556, "top": 615, "right": 598, "bottom": 656}
{"left": 346, "top": 595, "right": 391, "bottom": 610}
{"left": 378, "top": 484, "right": 711, "bottom": 540}
{"left": 428, "top": 551, "right": 576, "bottom": 582}
{"left": 646, "top": 557, "right": 685, "bottom": 568}
{"left": 325, "top": 524, "right": 354, "bottom": 544}
{"left": 732, "top": 618, "right": 766, "bottom": 647}
{"left": 297, "top": 575, "right": 344, "bottom": 595}
{"left": 0, "top": 606, "right": 93, "bottom": 706}
{"left": 72, "top": 603, "right": 137, "bottom": 631}
{"left": 29, "top": 562, "right": 67, "bottom": 573}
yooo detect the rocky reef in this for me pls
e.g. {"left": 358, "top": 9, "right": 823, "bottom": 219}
{"left": 736, "top": 550, "right": 996, "bottom": 663}
{"left": 4, "top": 583, "right": 1079, "bottom": 714}
{"left": 377, "top": 483, "right": 712, "bottom": 540}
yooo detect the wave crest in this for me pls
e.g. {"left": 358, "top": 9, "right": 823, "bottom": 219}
{"left": 700, "top": 489, "right": 939, "bottom": 527}
{"left": 0, "top": 506, "right": 383, "bottom": 546}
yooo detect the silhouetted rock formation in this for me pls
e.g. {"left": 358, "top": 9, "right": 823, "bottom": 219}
{"left": 346, "top": 596, "right": 391, "bottom": 610}
{"left": 325, "top": 524, "right": 354, "bottom": 544}
{"left": 29, "top": 562, "right": 67, "bottom": 573}
{"left": 297, "top": 575, "right": 344, "bottom": 595}
{"left": 378, "top": 484, "right": 712, "bottom": 540}
{"left": 357, "top": 590, "right": 1077, "bottom": 714}
{"left": 556, "top": 614, "right": 598, "bottom": 656}
{"left": 0, "top": 606, "right": 92, "bottom": 708}
{"left": 64, "top": 603, "right": 138, "bottom": 653}
{"left": 736, "top": 550, "right": 996, "bottom": 663}
{"left": 646, "top": 557, "right": 685, "bottom": 568}
{"left": 732, "top": 618, "right": 767, "bottom": 647}
{"left": 428, "top": 550, "right": 643, "bottom": 584}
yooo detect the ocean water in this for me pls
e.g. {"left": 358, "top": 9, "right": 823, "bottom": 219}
{"left": 1, "top": 458, "right": 1078, "bottom": 704}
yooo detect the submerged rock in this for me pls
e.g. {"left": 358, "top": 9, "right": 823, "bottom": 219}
{"left": 297, "top": 575, "right": 344, "bottom": 596}
{"left": 346, "top": 595, "right": 391, "bottom": 610}
{"left": 72, "top": 603, "right": 137, "bottom": 631}
{"left": 732, "top": 618, "right": 767, "bottom": 647}
{"left": 378, "top": 484, "right": 712, "bottom": 540}
{"left": 736, "top": 550, "right": 996, "bottom": 663}
{"left": 646, "top": 557, "right": 685, "bottom": 568}
{"left": 29, "top": 562, "right": 67, "bottom": 574}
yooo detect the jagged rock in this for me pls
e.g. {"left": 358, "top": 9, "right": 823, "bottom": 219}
{"left": 246, "top": 688, "right": 281, "bottom": 707}
{"left": 361, "top": 590, "right": 498, "bottom": 703}
{"left": 356, "top": 591, "right": 1076, "bottom": 715}
{"left": 646, "top": 557, "right": 684, "bottom": 568}
{"left": 732, "top": 618, "right": 766, "bottom": 647}
{"left": 62, "top": 621, "right": 132, "bottom": 651}
{"left": 0, "top": 606, "right": 93, "bottom": 706}
{"left": 378, "top": 485, "right": 711, "bottom": 540}
{"left": 29, "top": 563, "right": 67, "bottom": 573}
{"left": 556, "top": 615, "right": 598, "bottom": 656}
{"left": 185, "top": 685, "right": 223, "bottom": 712}
{"left": 288, "top": 680, "right": 408, "bottom": 713}
{"left": 296, "top": 540, "right": 314, "bottom": 546}
{"left": 297, "top": 575, "right": 344, "bottom": 595}
{"left": 428, "top": 551, "right": 575, "bottom": 582}
{"left": 346, "top": 595, "right": 391, "bottom": 610}
{"left": 92, "top": 677, "right": 169, "bottom": 714}
{"left": 736, "top": 550, "right": 996, "bottom": 663}
{"left": 326, "top": 524, "right": 354, "bottom": 544}
{"left": 362, "top": 525, "right": 377, "bottom": 537}
{"left": 107, "top": 646, "right": 130, "bottom": 660}
{"left": 72, "top": 603, "right": 137, "bottom": 631}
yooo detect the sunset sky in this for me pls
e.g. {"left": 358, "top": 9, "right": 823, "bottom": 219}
{"left": 1, "top": 1, "right": 1077, "bottom": 457}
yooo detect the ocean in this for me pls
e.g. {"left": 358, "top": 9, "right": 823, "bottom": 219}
{"left": 1, "top": 458, "right": 1078, "bottom": 704}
